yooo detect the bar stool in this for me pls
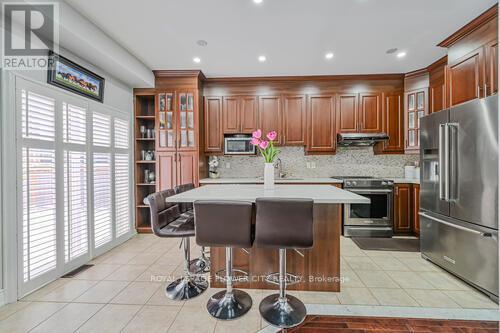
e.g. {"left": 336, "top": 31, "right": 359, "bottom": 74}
{"left": 175, "top": 183, "right": 210, "bottom": 274}
{"left": 194, "top": 200, "right": 253, "bottom": 320}
{"left": 255, "top": 198, "right": 314, "bottom": 328}
{"left": 147, "top": 190, "right": 207, "bottom": 300}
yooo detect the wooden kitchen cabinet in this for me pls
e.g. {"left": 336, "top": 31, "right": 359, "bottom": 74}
{"left": 240, "top": 96, "right": 258, "bottom": 133}
{"left": 221, "top": 96, "right": 258, "bottom": 134}
{"left": 204, "top": 96, "right": 223, "bottom": 153}
{"left": 412, "top": 184, "right": 420, "bottom": 236}
{"left": 306, "top": 95, "right": 336, "bottom": 153}
{"left": 258, "top": 95, "right": 283, "bottom": 144}
{"left": 222, "top": 96, "right": 240, "bottom": 133}
{"left": 428, "top": 57, "right": 447, "bottom": 114}
{"left": 156, "top": 152, "right": 176, "bottom": 191}
{"left": 486, "top": 39, "right": 498, "bottom": 96}
{"left": 447, "top": 46, "right": 485, "bottom": 106}
{"left": 336, "top": 93, "right": 358, "bottom": 133}
{"left": 404, "top": 89, "right": 427, "bottom": 153}
{"left": 156, "top": 151, "right": 198, "bottom": 190}
{"left": 359, "top": 93, "right": 382, "bottom": 133}
{"left": 375, "top": 91, "right": 404, "bottom": 154}
{"left": 336, "top": 93, "right": 382, "bottom": 134}
{"left": 393, "top": 184, "right": 412, "bottom": 234}
{"left": 283, "top": 95, "right": 306, "bottom": 145}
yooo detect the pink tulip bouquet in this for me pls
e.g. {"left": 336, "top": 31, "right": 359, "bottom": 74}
{"left": 250, "top": 129, "right": 280, "bottom": 163}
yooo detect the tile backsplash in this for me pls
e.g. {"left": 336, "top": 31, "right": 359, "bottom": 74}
{"left": 215, "top": 146, "right": 419, "bottom": 178}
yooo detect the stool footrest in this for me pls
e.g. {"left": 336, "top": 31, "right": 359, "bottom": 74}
{"left": 265, "top": 272, "right": 301, "bottom": 286}
{"left": 215, "top": 269, "right": 249, "bottom": 283}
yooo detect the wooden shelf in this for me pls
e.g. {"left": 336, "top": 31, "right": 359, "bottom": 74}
{"left": 136, "top": 115, "right": 155, "bottom": 119}
{"left": 137, "top": 183, "right": 156, "bottom": 186}
{"left": 136, "top": 138, "right": 155, "bottom": 141}
{"left": 137, "top": 205, "right": 149, "bottom": 208}
{"left": 136, "top": 160, "right": 156, "bottom": 164}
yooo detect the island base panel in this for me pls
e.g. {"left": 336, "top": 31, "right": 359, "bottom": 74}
{"left": 209, "top": 204, "right": 341, "bottom": 292}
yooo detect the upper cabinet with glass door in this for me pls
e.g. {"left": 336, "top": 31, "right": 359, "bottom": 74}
{"left": 405, "top": 89, "right": 427, "bottom": 153}
{"left": 177, "top": 92, "right": 196, "bottom": 150}
{"left": 157, "top": 92, "right": 175, "bottom": 151}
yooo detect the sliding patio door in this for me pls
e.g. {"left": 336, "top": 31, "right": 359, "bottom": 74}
{"left": 16, "top": 77, "right": 133, "bottom": 297}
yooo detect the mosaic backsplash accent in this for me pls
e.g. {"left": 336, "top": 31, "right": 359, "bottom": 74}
{"left": 215, "top": 146, "right": 419, "bottom": 178}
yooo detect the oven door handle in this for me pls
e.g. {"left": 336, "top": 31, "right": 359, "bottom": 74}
{"left": 349, "top": 189, "right": 393, "bottom": 193}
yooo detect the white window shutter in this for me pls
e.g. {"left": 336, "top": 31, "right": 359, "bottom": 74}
{"left": 64, "top": 151, "right": 88, "bottom": 262}
{"left": 93, "top": 112, "right": 111, "bottom": 147}
{"left": 22, "top": 90, "right": 56, "bottom": 141}
{"left": 93, "top": 152, "right": 112, "bottom": 247}
{"left": 22, "top": 147, "right": 57, "bottom": 282}
{"left": 63, "top": 103, "right": 87, "bottom": 145}
{"left": 114, "top": 118, "right": 129, "bottom": 149}
{"left": 114, "top": 153, "right": 130, "bottom": 237}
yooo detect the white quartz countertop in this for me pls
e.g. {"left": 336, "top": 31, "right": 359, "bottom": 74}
{"left": 166, "top": 184, "right": 369, "bottom": 204}
{"left": 199, "top": 177, "right": 344, "bottom": 184}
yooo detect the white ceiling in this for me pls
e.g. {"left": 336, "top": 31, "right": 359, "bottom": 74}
{"left": 64, "top": 0, "right": 497, "bottom": 78}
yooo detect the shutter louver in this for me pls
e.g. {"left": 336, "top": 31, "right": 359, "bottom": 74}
{"left": 93, "top": 152, "right": 112, "bottom": 247}
{"left": 93, "top": 113, "right": 111, "bottom": 147}
{"left": 63, "top": 103, "right": 87, "bottom": 145}
{"left": 114, "top": 118, "right": 129, "bottom": 149}
{"left": 64, "top": 151, "right": 88, "bottom": 262}
{"left": 22, "top": 91, "right": 56, "bottom": 141}
{"left": 22, "top": 147, "right": 57, "bottom": 282}
{"left": 115, "top": 153, "right": 130, "bottom": 237}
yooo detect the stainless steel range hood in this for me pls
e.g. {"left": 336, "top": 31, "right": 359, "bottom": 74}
{"left": 337, "top": 133, "right": 389, "bottom": 146}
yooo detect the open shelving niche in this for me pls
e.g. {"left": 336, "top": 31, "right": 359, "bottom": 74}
{"left": 134, "top": 93, "right": 157, "bottom": 233}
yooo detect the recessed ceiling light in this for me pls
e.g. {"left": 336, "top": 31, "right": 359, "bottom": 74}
{"left": 253, "top": 0, "right": 263, "bottom": 3}
{"left": 396, "top": 51, "right": 407, "bottom": 58}
{"left": 325, "top": 52, "right": 334, "bottom": 60}
{"left": 258, "top": 55, "right": 266, "bottom": 62}
{"left": 193, "top": 57, "right": 201, "bottom": 63}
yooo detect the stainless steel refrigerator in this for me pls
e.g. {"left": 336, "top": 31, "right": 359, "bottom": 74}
{"left": 420, "top": 95, "right": 498, "bottom": 302}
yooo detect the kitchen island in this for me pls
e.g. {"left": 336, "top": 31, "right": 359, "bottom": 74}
{"left": 166, "top": 184, "right": 368, "bottom": 292}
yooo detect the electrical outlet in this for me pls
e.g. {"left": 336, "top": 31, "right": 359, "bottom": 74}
{"left": 306, "top": 162, "right": 311, "bottom": 169}
{"left": 311, "top": 162, "right": 316, "bottom": 169}
{"left": 225, "top": 162, "right": 231, "bottom": 169}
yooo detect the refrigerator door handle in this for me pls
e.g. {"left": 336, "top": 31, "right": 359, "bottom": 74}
{"left": 438, "top": 124, "right": 446, "bottom": 200}
{"left": 448, "top": 123, "right": 459, "bottom": 201}
{"left": 419, "top": 212, "right": 493, "bottom": 237}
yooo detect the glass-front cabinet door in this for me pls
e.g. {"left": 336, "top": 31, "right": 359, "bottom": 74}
{"left": 405, "top": 89, "right": 427, "bottom": 153}
{"left": 157, "top": 92, "right": 175, "bottom": 150}
{"left": 177, "top": 92, "right": 196, "bottom": 150}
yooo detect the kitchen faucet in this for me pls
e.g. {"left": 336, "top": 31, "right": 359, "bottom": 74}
{"left": 274, "top": 158, "right": 286, "bottom": 179}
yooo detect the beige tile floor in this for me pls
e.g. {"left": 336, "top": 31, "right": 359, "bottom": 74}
{"left": 0, "top": 234, "right": 497, "bottom": 333}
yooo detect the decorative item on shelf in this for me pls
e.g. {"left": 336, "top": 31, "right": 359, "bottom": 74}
{"left": 250, "top": 129, "right": 280, "bottom": 190}
{"left": 144, "top": 169, "right": 150, "bottom": 183}
{"left": 141, "top": 150, "right": 146, "bottom": 161}
{"left": 146, "top": 128, "right": 153, "bottom": 139}
{"left": 208, "top": 156, "right": 220, "bottom": 179}
{"left": 144, "top": 150, "right": 155, "bottom": 161}
{"left": 143, "top": 196, "right": 150, "bottom": 205}
{"left": 148, "top": 170, "right": 156, "bottom": 184}
{"left": 140, "top": 125, "right": 146, "bottom": 138}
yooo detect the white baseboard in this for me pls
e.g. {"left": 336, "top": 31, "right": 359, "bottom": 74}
{"left": 0, "top": 289, "right": 6, "bottom": 308}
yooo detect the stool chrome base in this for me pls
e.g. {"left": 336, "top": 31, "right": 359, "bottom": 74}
{"left": 259, "top": 293, "right": 307, "bottom": 328}
{"left": 207, "top": 289, "right": 252, "bottom": 320}
{"left": 189, "top": 257, "right": 210, "bottom": 274}
{"left": 165, "top": 276, "right": 208, "bottom": 301}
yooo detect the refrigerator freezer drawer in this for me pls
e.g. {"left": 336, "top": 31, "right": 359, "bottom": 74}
{"left": 420, "top": 212, "right": 498, "bottom": 298}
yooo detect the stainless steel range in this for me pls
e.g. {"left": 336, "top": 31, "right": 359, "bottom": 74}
{"left": 333, "top": 176, "right": 394, "bottom": 237}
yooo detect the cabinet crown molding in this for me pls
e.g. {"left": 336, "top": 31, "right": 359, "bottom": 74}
{"left": 153, "top": 70, "right": 206, "bottom": 80}
{"left": 437, "top": 4, "right": 498, "bottom": 48}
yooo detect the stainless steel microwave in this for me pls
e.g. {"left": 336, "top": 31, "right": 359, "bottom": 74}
{"left": 224, "top": 135, "right": 256, "bottom": 155}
